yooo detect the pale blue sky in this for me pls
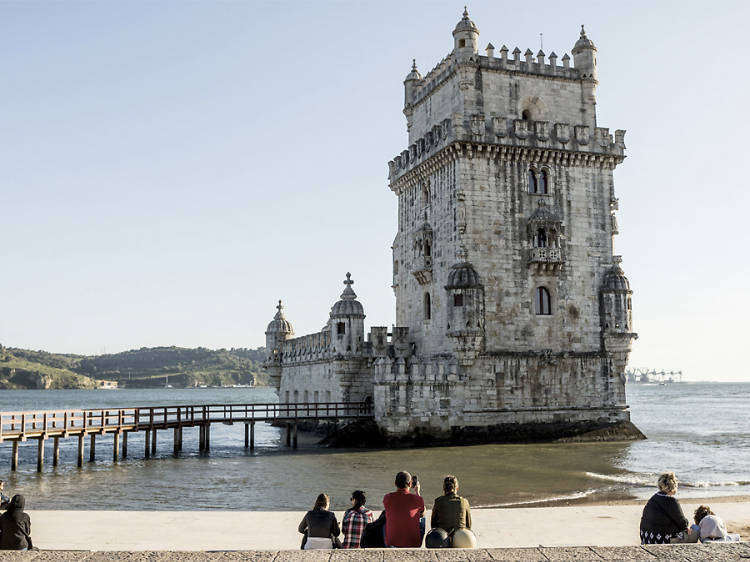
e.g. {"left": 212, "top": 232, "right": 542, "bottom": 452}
{"left": 2, "top": 1, "right": 748, "bottom": 381}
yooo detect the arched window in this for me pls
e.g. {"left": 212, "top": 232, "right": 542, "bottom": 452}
{"left": 424, "top": 292, "right": 432, "bottom": 320}
{"left": 521, "top": 109, "right": 531, "bottom": 121}
{"left": 424, "top": 241, "right": 431, "bottom": 257}
{"left": 422, "top": 183, "right": 430, "bottom": 204}
{"left": 293, "top": 390, "right": 299, "bottom": 402}
{"left": 303, "top": 390, "right": 309, "bottom": 402}
{"left": 535, "top": 287, "right": 551, "bottom": 315}
{"left": 533, "top": 228, "right": 547, "bottom": 248}
{"left": 528, "top": 169, "right": 537, "bottom": 193}
{"left": 539, "top": 169, "right": 548, "bottom": 194}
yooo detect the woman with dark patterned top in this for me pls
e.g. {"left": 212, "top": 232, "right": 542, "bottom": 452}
{"left": 639, "top": 472, "right": 697, "bottom": 544}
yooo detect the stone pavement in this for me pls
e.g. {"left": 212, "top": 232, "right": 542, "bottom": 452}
{"left": 0, "top": 544, "right": 749, "bottom": 561}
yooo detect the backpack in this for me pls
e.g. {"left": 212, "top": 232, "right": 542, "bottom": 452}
{"left": 360, "top": 511, "right": 386, "bottom": 548}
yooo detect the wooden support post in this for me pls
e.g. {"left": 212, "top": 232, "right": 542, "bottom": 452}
{"left": 122, "top": 432, "right": 128, "bottom": 459}
{"left": 293, "top": 422, "right": 298, "bottom": 449}
{"left": 37, "top": 438, "right": 45, "bottom": 473}
{"left": 205, "top": 424, "right": 211, "bottom": 452}
{"left": 173, "top": 427, "right": 180, "bottom": 456}
{"left": 144, "top": 430, "right": 151, "bottom": 459}
{"left": 199, "top": 425, "right": 205, "bottom": 451}
{"left": 178, "top": 427, "right": 183, "bottom": 451}
{"left": 53, "top": 436, "right": 60, "bottom": 467}
{"left": 286, "top": 423, "right": 291, "bottom": 447}
{"left": 250, "top": 421, "right": 255, "bottom": 450}
{"left": 11, "top": 441, "right": 18, "bottom": 472}
{"left": 244, "top": 423, "right": 249, "bottom": 448}
{"left": 89, "top": 433, "right": 96, "bottom": 463}
{"left": 77, "top": 434, "right": 84, "bottom": 468}
{"left": 151, "top": 429, "right": 157, "bottom": 455}
{"left": 113, "top": 432, "right": 120, "bottom": 462}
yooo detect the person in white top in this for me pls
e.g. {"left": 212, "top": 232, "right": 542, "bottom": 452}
{"left": 691, "top": 505, "right": 741, "bottom": 542}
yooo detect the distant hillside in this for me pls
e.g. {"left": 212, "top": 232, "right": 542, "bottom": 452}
{"left": 0, "top": 347, "right": 96, "bottom": 389}
{"left": 1, "top": 345, "right": 268, "bottom": 389}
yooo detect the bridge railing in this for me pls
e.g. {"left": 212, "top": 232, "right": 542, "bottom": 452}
{"left": 0, "top": 402, "right": 373, "bottom": 439}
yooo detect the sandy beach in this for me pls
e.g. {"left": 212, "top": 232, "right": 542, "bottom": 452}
{"left": 26, "top": 498, "right": 749, "bottom": 551}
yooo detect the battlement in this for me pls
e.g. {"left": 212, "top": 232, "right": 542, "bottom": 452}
{"left": 279, "top": 331, "right": 332, "bottom": 364}
{"left": 388, "top": 116, "right": 626, "bottom": 183}
{"left": 409, "top": 47, "right": 581, "bottom": 111}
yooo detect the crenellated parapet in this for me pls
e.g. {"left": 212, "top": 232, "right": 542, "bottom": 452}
{"left": 279, "top": 331, "right": 332, "bottom": 365}
{"left": 388, "top": 115, "right": 626, "bottom": 183}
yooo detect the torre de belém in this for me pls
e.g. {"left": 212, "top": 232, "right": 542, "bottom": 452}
{"left": 264, "top": 10, "right": 641, "bottom": 444}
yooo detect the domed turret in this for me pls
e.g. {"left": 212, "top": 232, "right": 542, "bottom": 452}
{"left": 404, "top": 59, "right": 423, "bottom": 106}
{"left": 264, "top": 300, "right": 294, "bottom": 376}
{"left": 446, "top": 262, "right": 481, "bottom": 289}
{"left": 452, "top": 7, "right": 479, "bottom": 59}
{"left": 329, "top": 273, "right": 366, "bottom": 356}
{"left": 572, "top": 25, "right": 597, "bottom": 80}
{"left": 600, "top": 257, "right": 633, "bottom": 333}
{"left": 445, "top": 262, "right": 485, "bottom": 359}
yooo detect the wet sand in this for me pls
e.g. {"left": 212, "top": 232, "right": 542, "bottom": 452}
{"left": 26, "top": 497, "right": 749, "bottom": 551}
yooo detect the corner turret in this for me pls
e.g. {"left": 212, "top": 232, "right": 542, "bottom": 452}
{"left": 329, "top": 273, "right": 366, "bottom": 356}
{"left": 572, "top": 25, "right": 597, "bottom": 81}
{"left": 404, "top": 59, "right": 423, "bottom": 106}
{"left": 264, "top": 300, "right": 294, "bottom": 389}
{"left": 452, "top": 7, "right": 479, "bottom": 60}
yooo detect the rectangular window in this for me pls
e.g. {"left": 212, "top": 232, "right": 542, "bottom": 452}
{"left": 337, "top": 322, "right": 346, "bottom": 335}
{"left": 314, "top": 391, "right": 319, "bottom": 403}
{"left": 454, "top": 294, "right": 464, "bottom": 307}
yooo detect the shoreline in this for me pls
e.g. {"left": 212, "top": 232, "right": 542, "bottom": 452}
{"left": 26, "top": 497, "right": 749, "bottom": 551}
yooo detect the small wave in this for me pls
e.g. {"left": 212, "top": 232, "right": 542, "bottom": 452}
{"left": 682, "top": 480, "right": 750, "bottom": 488}
{"left": 585, "top": 472, "right": 653, "bottom": 486}
{"left": 584, "top": 472, "right": 750, "bottom": 489}
{"left": 476, "top": 489, "right": 596, "bottom": 508}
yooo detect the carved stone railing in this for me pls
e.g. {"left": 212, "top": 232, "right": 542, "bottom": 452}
{"left": 528, "top": 247, "right": 564, "bottom": 273}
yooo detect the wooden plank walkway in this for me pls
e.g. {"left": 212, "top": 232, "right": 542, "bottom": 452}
{"left": 0, "top": 402, "right": 372, "bottom": 472}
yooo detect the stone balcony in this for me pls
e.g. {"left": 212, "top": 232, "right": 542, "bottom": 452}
{"left": 412, "top": 255, "right": 433, "bottom": 284}
{"left": 528, "top": 247, "right": 564, "bottom": 273}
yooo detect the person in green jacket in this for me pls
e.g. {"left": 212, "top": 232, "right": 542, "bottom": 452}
{"left": 430, "top": 475, "right": 473, "bottom": 541}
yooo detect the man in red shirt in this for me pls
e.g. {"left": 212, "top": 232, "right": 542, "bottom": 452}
{"left": 382, "top": 471, "right": 425, "bottom": 547}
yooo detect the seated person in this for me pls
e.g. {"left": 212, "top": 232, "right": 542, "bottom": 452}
{"left": 383, "top": 471, "right": 424, "bottom": 547}
{"left": 691, "top": 505, "right": 741, "bottom": 542}
{"left": 342, "top": 490, "right": 374, "bottom": 548}
{"left": 0, "top": 495, "right": 32, "bottom": 551}
{"left": 429, "top": 475, "right": 475, "bottom": 548}
{"left": 298, "top": 493, "right": 340, "bottom": 550}
{"left": 639, "top": 472, "right": 697, "bottom": 544}
{"left": 0, "top": 481, "right": 9, "bottom": 510}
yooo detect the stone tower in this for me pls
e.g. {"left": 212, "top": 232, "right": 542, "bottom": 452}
{"left": 379, "top": 10, "right": 639, "bottom": 441}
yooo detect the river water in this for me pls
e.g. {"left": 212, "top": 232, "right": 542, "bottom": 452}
{"left": 0, "top": 383, "right": 748, "bottom": 511}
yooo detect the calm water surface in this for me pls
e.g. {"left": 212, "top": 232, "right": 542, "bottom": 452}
{"left": 0, "top": 383, "right": 748, "bottom": 510}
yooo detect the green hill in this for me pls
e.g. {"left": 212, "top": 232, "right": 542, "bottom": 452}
{"left": 0, "top": 345, "right": 268, "bottom": 389}
{"left": 0, "top": 347, "right": 96, "bottom": 389}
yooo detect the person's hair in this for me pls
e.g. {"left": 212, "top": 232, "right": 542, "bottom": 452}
{"left": 313, "top": 493, "right": 330, "bottom": 510}
{"left": 657, "top": 472, "right": 678, "bottom": 494}
{"left": 694, "top": 505, "right": 714, "bottom": 524}
{"left": 443, "top": 475, "right": 458, "bottom": 494}
{"left": 395, "top": 471, "right": 412, "bottom": 489}
{"left": 351, "top": 490, "right": 366, "bottom": 509}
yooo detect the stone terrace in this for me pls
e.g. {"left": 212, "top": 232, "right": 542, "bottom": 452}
{"left": 1, "top": 544, "right": 750, "bottom": 561}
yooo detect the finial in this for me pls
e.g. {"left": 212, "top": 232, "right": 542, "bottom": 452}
{"left": 456, "top": 245, "right": 468, "bottom": 261}
{"left": 463, "top": 6, "right": 469, "bottom": 18}
{"left": 277, "top": 299, "right": 283, "bottom": 312}
{"left": 344, "top": 272, "right": 353, "bottom": 286}
{"left": 580, "top": 24, "right": 587, "bottom": 38}
{"left": 411, "top": 59, "right": 418, "bottom": 72}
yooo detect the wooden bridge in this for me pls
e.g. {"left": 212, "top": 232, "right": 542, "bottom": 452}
{"left": 0, "top": 401, "right": 373, "bottom": 472}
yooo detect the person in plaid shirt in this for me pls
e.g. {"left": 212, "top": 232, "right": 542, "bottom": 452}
{"left": 342, "top": 490, "right": 374, "bottom": 548}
